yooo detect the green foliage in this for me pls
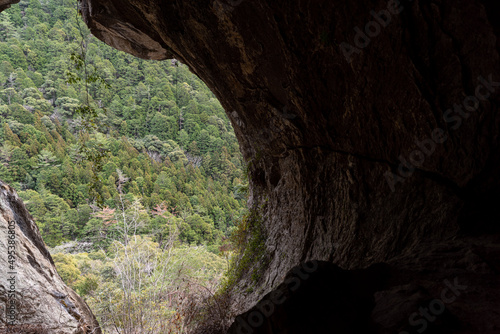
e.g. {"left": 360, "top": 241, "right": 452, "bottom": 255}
{"left": 52, "top": 252, "right": 81, "bottom": 284}
{"left": 0, "top": 0, "right": 247, "bottom": 250}
{"left": 0, "top": 3, "right": 285, "bottom": 333}
{"left": 221, "top": 205, "right": 269, "bottom": 293}
{"left": 19, "top": 189, "right": 76, "bottom": 246}
{"left": 0, "top": 4, "right": 258, "bottom": 331}
{"left": 52, "top": 232, "right": 228, "bottom": 333}
{"left": 75, "top": 273, "right": 99, "bottom": 296}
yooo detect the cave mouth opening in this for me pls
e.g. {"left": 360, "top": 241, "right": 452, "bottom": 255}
{"left": 0, "top": 0, "right": 247, "bottom": 332}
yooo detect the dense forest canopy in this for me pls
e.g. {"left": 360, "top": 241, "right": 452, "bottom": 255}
{"left": 0, "top": 2, "right": 251, "bottom": 331}
{"left": 0, "top": 0, "right": 247, "bottom": 250}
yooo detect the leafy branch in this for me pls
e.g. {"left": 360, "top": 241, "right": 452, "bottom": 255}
{"left": 65, "top": 1, "right": 110, "bottom": 205}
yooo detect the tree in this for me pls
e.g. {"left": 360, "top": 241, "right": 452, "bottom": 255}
{"left": 52, "top": 253, "right": 81, "bottom": 285}
{"left": 149, "top": 201, "right": 179, "bottom": 247}
{"left": 9, "top": 147, "right": 30, "bottom": 181}
{"left": 0, "top": 142, "right": 15, "bottom": 166}
{"left": 149, "top": 112, "right": 170, "bottom": 140}
{"left": 197, "top": 129, "right": 210, "bottom": 154}
{"left": 36, "top": 149, "right": 60, "bottom": 169}
{"left": 179, "top": 129, "right": 189, "bottom": 148}
{"left": 0, "top": 12, "right": 17, "bottom": 42}
{"left": 5, "top": 45, "right": 27, "bottom": 70}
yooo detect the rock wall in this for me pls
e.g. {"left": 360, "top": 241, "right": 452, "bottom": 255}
{"left": 0, "top": 181, "right": 101, "bottom": 333}
{"left": 16, "top": 0, "right": 499, "bottom": 332}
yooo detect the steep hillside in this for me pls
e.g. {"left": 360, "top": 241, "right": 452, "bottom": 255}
{"left": 0, "top": 0, "right": 247, "bottom": 249}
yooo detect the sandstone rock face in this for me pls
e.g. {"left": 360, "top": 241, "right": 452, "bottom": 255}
{"left": 80, "top": 0, "right": 500, "bottom": 332}
{"left": 0, "top": 181, "right": 101, "bottom": 333}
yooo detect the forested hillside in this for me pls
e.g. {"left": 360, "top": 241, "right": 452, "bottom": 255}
{"left": 0, "top": 0, "right": 247, "bottom": 250}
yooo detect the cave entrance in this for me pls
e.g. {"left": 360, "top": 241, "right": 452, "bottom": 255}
{"left": 0, "top": 1, "right": 246, "bottom": 332}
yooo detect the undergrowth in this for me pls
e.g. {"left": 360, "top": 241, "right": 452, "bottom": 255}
{"left": 190, "top": 204, "right": 270, "bottom": 333}
{"left": 222, "top": 204, "right": 269, "bottom": 291}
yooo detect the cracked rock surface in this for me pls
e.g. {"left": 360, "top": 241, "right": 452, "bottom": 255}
{"left": 0, "top": 180, "right": 101, "bottom": 333}
{"left": 4, "top": 0, "right": 496, "bottom": 332}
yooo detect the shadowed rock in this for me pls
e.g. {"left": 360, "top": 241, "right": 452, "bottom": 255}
{"left": 0, "top": 0, "right": 19, "bottom": 12}
{"left": 227, "top": 261, "right": 389, "bottom": 334}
